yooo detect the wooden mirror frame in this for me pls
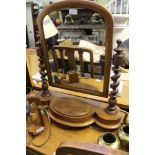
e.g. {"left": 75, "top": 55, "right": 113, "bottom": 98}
{"left": 37, "top": 0, "right": 113, "bottom": 97}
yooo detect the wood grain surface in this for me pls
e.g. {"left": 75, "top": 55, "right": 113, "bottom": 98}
{"left": 27, "top": 90, "right": 128, "bottom": 154}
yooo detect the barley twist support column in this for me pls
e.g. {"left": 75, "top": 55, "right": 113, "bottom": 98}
{"left": 95, "top": 39, "right": 124, "bottom": 129}
{"left": 31, "top": 33, "right": 51, "bottom": 107}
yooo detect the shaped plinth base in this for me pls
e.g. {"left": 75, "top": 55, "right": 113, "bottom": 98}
{"left": 49, "top": 97, "right": 95, "bottom": 128}
{"left": 28, "top": 91, "right": 51, "bottom": 108}
{"left": 95, "top": 106, "right": 123, "bottom": 130}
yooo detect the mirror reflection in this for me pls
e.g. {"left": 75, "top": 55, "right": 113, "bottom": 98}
{"left": 43, "top": 7, "right": 106, "bottom": 93}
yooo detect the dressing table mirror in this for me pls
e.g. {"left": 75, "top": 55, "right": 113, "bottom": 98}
{"left": 33, "top": 0, "right": 125, "bottom": 129}
{"left": 37, "top": 0, "right": 113, "bottom": 98}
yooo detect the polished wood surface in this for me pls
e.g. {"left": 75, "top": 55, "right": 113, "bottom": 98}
{"left": 27, "top": 123, "right": 128, "bottom": 155}
{"left": 56, "top": 141, "right": 128, "bottom": 155}
{"left": 52, "top": 98, "right": 93, "bottom": 117}
{"left": 95, "top": 106, "right": 123, "bottom": 129}
{"left": 37, "top": 0, "right": 114, "bottom": 97}
{"left": 49, "top": 95, "right": 95, "bottom": 127}
{"left": 26, "top": 91, "right": 128, "bottom": 155}
{"left": 33, "top": 79, "right": 129, "bottom": 110}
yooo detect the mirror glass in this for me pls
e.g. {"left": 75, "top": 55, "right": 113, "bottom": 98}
{"left": 43, "top": 7, "right": 107, "bottom": 94}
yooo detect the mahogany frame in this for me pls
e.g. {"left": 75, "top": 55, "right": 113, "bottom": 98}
{"left": 37, "top": 0, "right": 113, "bottom": 97}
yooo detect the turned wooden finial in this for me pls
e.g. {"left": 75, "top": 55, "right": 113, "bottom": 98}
{"left": 36, "top": 35, "right": 51, "bottom": 97}
{"left": 106, "top": 39, "right": 123, "bottom": 114}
